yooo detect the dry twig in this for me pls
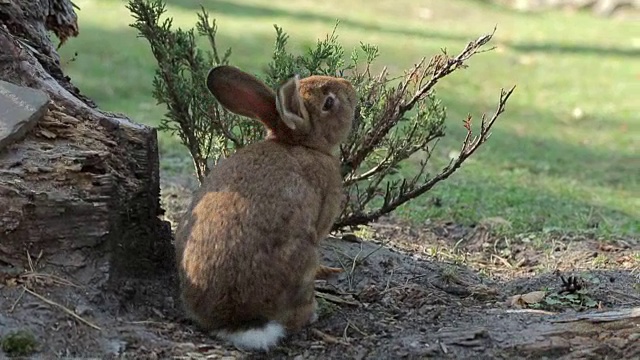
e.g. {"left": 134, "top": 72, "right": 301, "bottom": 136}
{"left": 315, "top": 291, "right": 360, "bottom": 307}
{"left": 336, "top": 84, "right": 515, "bottom": 229}
{"left": 22, "top": 286, "right": 101, "bottom": 330}
{"left": 335, "top": 27, "right": 515, "bottom": 231}
{"left": 9, "top": 287, "right": 26, "bottom": 313}
{"left": 9, "top": 250, "right": 82, "bottom": 312}
{"left": 608, "top": 289, "right": 640, "bottom": 302}
{"left": 311, "top": 328, "right": 350, "bottom": 346}
{"left": 343, "top": 320, "right": 369, "bottom": 339}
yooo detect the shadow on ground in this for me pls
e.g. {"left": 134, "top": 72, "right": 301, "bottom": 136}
{"left": 508, "top": 42, "right": 640, "bottom": 57}
{"left": 1, "top": 214, "right": 638, "bottom": 358}
{"left": 100, "top": 0, "right": 639, "bottom": 59}
{"left": 160, "top": 0, "right": 639, "bottom": 58}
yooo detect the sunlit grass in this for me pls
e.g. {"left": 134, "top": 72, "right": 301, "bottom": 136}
{"left": 58, "top": 0, "right": 640, "bottom": 237}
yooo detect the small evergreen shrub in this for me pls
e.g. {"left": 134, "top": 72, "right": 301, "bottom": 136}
{"left": 127, "top": 0, "right": 514, "bottom": 231}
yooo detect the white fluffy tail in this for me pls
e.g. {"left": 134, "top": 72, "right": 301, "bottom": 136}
{"left": 217, "top": 322, "right": 286, "bottom": 351}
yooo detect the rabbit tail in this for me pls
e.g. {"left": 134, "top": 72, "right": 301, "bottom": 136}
{"left": 216, "top": 321, "right": 286, "bottom": 351}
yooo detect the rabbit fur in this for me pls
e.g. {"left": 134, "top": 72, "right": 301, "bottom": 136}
{"left": 175, "top": 65, "right": 357, "bottom": 351}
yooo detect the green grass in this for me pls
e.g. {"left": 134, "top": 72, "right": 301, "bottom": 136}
{"left": 58, "top": 0, "right": 639, "bottom": 238}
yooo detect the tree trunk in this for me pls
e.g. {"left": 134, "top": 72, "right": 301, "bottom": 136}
{"left": 0, "top": 0, "right": 173, "bottom": 286}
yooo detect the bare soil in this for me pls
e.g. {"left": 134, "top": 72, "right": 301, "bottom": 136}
{"left": 1, "top": 178, "right": 638, "bottom": 359}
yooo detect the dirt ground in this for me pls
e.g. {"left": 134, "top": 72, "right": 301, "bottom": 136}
{"left": 1, "top": 178, "right": 638, "bottom": 359}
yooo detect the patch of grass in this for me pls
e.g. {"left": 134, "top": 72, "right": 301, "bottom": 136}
{"left": 315, "top": 297, "right": 340, "bottom": 319}
{"left": 440, "top": 265, "right": 462, "bottom": 283}
{"left": 1, "top": 330, "right": 38, "bottom": 357}
{"left": 58, "top": 0, "right": 639, "bottom": 238}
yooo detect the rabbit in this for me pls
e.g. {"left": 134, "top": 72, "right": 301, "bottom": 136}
{"left": 174, "top": 65, "right": 357, "bottom": 352}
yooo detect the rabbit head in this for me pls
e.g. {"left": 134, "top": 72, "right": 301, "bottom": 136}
{"left": 206, "top": 65, "right": 357, "bottom": 154}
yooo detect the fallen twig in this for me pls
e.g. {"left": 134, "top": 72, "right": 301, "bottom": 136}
{"left": 9, "top": 287, "right": 26, "bottom": 313}
{"left": 383, "top": 266, "right": 396, "bottom": 292}
{"left": 357, "top": 241, "right": 389, "bottom": 267}
{"left": 315, "top": 291, "right": 360, "bottom": 306}
{"left": 125, "top": 320, "right": 168, "bottom": 326}
{"left": 609, "top": 289, "right": 640, "bottom": 302}
{"left": 343, "top": 320, "right": 369, "bottom": 338}
{"left": 492, "top": 254, "right": 514, "bottom": 269}
{"left": 504, "top": 309, "right": 557, "bottom": 316}
{"left": 329, "top": 245, "right": 358, "bottom": 289}
{"left": 22, "top": 286, "right": 101, "bottom": 330}
{"left": 26, "top": 249, "right": 42, "bottom": 272}
{"left": 311, "top": 328, "right": 350, "bottom": 345}
{"left": 20, "top": 272, "right": 81, "bottom": 288}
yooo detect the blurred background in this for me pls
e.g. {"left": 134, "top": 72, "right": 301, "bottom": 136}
{"left": 58, "top": 0, "right": 639, "bottom": 238}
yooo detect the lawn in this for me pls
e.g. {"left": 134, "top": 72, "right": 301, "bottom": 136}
{"left": 58, "top": 0, "right": 639, "bottom": 238}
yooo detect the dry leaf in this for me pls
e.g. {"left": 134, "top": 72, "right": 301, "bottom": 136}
{"left": 311, "top": 328, "right": 349, "bottom": 345}
{"left": 507, "top": 290, "right": 547, "bottom": 308}
{"left": 507, "top": 294, "right": 524, "bottom": 308}
{"left": 615, "top": 255, "right": 632, "bottom": 265}
{"left": 598, "top": 243, "right": 622, "bottom": 252}
{"left": 521, "top": 291, "right": 547, "bottom": 304}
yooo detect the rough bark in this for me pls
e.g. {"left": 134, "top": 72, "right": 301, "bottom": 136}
{"left": 435, "top": 307, "right": 640, "bottom": 359}
{"left": 0, "top": 0, "right": 173, "bottom": 286}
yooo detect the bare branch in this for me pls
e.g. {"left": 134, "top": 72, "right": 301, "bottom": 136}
{"left": 400, "top": 27, "right": 497, "bottom": 114}
{"left": 344, "top": 29, "right": 497, "bottom": 173}
{"left": 334, "top": 85, "right": 515, "bottom": 230}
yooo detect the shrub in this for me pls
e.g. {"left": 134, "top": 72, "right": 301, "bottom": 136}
{"left": 127, "top": 0, "right": 514, "bottom": 231}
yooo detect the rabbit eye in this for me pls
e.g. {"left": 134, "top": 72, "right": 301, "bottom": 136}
{"left": 322, "top": 95, "right": 334, "bottom": 111}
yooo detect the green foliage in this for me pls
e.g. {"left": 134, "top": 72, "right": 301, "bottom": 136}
{"left": 56, "top": 0, "right": 639, "bottom": 238}
{"left": 1, "top": 330, "right": 38, "bottom": 357}
{"left": 127, "top": 0, "right": 512, "bottom": 230}
{"left": 265, "top": 23, "right": 350, "bottom": 86}
{"left": 527, "top": 275, "right": 601, "bottom": 311}
{"left": 530, "top": 290, "right": 599, "bottom": 312}
{"left": 127, "top": 0, "right": 263, "bottom": 182}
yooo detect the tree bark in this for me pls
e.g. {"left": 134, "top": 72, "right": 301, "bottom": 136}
{"left": 434, "top": 307, "right": 640, "bottom": 359}
{"left": 0, "top": 0, "right": 173, "bottom": 286}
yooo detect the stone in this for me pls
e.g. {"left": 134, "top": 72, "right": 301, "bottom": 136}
{"left": 0, "top": 80, "right": 50, "bottom": 152}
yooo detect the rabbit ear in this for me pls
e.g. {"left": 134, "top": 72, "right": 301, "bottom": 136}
{"left": 276, "top": 75, "right": 311, "bottom": 133}
{"left": 206, "top": 66, "right": 280, "bottom": 129}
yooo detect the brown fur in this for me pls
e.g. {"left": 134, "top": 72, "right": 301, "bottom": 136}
{"left": 175, "top": 66, "right": 357, "bottom": 336}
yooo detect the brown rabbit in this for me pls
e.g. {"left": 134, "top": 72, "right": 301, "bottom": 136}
{"left": 175, "top": 65, "right": 357, "bottom": 351}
